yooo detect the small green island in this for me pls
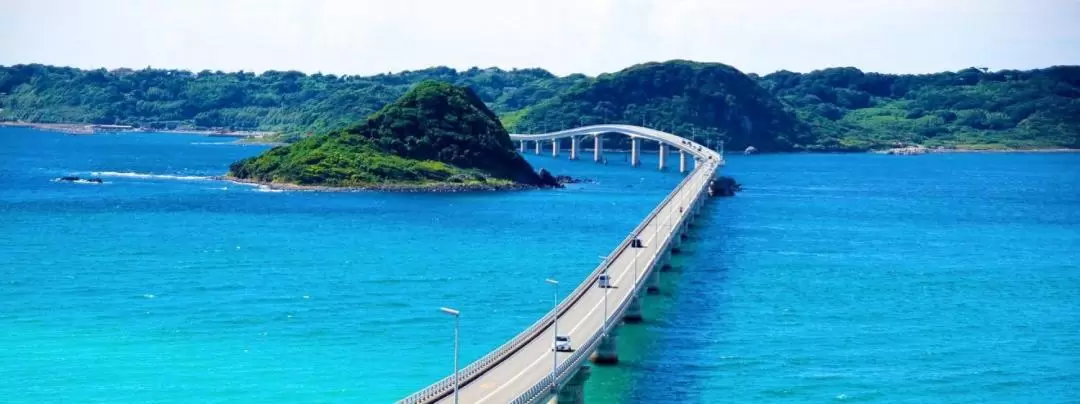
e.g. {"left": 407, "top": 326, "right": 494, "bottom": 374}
{"left": 227, "top": 81, "right": 561, "bottom": 191}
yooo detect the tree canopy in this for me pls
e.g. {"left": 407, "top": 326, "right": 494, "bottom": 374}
{"left": 508, "top": 60, "right": 813, "bottom": 151}
{"left": 2, "top": 61, "right": 1078, "bottom": 151}
{"left": 756, "top": 66, "right": 1080, "bottom": 150}
{"left": 228, "top": 81, "right": 551, "bottom": 188}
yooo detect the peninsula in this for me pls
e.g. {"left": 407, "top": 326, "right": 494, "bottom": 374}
{"left": 227, "top": 81, "right": 560, "bottom": 191}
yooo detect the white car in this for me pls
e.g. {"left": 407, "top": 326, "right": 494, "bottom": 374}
{"left": 553, "top": 335, "right": 572, "bottom": 352}
{"left": 597, "top": 273, "right": 612, "bottom": 288}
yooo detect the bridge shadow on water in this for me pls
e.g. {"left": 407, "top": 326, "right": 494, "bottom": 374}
{"left": 583, "top": 198, "right": 738, "bottom": 404}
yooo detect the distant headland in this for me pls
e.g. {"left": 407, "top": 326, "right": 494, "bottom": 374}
{"left": 1, "top": 61, "right": 1077, "bottom": 152}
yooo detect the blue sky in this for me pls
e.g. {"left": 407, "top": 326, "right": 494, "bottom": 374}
{"left": 2, "top": 0, "right": 1078, "bottom": 76}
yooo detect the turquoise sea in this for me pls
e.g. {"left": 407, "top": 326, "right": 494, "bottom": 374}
{"left": 1, "top": 127, "right": 1077, "bottom": 403}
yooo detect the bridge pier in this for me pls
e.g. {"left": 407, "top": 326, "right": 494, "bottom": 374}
{"left": 552, "top": 139, "right": 559, "bottom": 157}
{"left": 671, "top": 228, "right": 683, "bottom": 252}
{"left": 570, "top": 136, "right": 579, "bottom": 160}
{"left": 661, "top": 249, "right": 672, "bottom": 271}
{"left": 623, "top": 294, "right": 643, "bottom": 323}
{"left": 593, "top": 135, "right": 603, "bottom": 162}
{"left": 535, "top": 140, "right": 541, "bottom": 155}
{"left": 550, "top": 366, "right": 591, "bottom": 404}
{"left": 646, "top": 269, "right": 660, "bottom": 294}
{"left": 520, "top": 140, "right": 526, "bottom": 153}
{"left": 679, "top": 150, "right": 687, "bottom": 173}
{"left": 630, "top": 138, "right": 641, "bottom": 167}
{"left": 589, "top": 327, "right": 619, "bottom": 364}
{"left": 658, "top": 143, "right": 667, "bottom": 170}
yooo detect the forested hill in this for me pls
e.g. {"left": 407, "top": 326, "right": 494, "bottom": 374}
{"left": 2, "top": 62, "right": 1077, "bottom": 151}
{"left": 755, "top": 66, "right": 1080, "bottom": 150}
{"left": 505, "top": 61, "right": 814, "bottom": 152}
{"left": 229, "top": 81, "right": 554, "bottom": 188}
{"left": 0, "top": 64, "right": 582, "bottom": 137}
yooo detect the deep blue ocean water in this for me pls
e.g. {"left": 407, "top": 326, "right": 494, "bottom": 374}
{"left": 1, "top": 127, "right": 1077, "bottom": 403}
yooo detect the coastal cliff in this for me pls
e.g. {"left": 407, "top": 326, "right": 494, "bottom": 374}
{"left": 227, "top": 81, "right": 559, "bottom": 190}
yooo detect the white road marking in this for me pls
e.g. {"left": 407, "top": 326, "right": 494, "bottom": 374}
{"left": 470, "top": 199, "right": 682, "bottom": 403}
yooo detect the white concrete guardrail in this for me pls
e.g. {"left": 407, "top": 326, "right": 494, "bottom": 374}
{"left": 512, "top": 161, "right": 716, "bottom": 404}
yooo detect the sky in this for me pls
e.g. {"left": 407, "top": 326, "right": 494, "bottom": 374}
{"left": 2, "top": 0, "right": 1079, "bottom": 76}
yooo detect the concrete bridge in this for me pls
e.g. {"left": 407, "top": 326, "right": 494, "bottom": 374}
{"left": 513, "top": 124, "right": 706, "bottom": 173}
{"left": 399, "top": 125, "right": 723, "bottom": 404}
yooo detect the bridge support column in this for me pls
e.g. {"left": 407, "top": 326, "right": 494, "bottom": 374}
{"left": 646, "top": 269, "right": 660, "bottom": 294}
{"left": 623, "top": 294, "right": 643, "bottom": 323}
{"left": 589, "top": 327, "right": 619, "bottom": 365}
{"left": 535, "top": 140, "right": 541, "bottom": 155}
{"left": 552, "top": 139, "right": 559, "bottom": 157}
{"left": 630, "top": 138, "right": 641, "bottom": 167}
{"left": 679, "top": 150, "right": 687, "bottom": 173}
{"left": 570, "top": 136, "right": 578, "bottom": 160}
{"left": 661, "top": 249, "right": 672, "bottom": 271}
{"left": 520, "top": 140, "right": 526, "bottom": 153}
{"left": 593, "top": 135, "right": 603, "bottom": 163}
{"left": 552, "top": 366, "right": 591, "bottom": 404}
{"left": 658, "top": 143, "right": 667, "bottom": 170}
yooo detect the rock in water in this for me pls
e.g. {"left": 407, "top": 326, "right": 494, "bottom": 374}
{"left": 554, "top": 175, "right": 590, "bottom": 185}
{"left": 710, "top": 176, "right": 741, "bottom": 197}
{"left": 536, "top": 168, "right": 562, "bottom": 188}
{"left": 56, "top": 176, "right": 104, "bottom": 184}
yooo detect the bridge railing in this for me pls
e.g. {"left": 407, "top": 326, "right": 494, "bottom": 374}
{"left": 512, "top": 163, "right": 717, "bottom": 404}
{"left": 397, "top": 172, "right": 698, "bottom": 403}
{"left": 398, "top": 154, "right": 719, "bottom": 404}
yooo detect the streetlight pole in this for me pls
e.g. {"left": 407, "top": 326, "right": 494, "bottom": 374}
{"left": 598, "top": 256, "right": 608, "bottom": 336}
{"left": 545, "top": 278, "right": 559, "bottom": 393}
{"left": 439, "top": 307, "right": 461, "bottom": 404}
{"left": 633, "top": 248, "right": 638, "bottom": 288}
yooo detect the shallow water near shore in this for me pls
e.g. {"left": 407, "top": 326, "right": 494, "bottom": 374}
{"left": 2, "top": 127, "right": 1078, "bottom": 403}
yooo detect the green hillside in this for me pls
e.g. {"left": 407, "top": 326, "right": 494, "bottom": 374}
{"left": 228, "top": 81, "right": 556, "bottom": 189}
{"left": 506, "top": 60, "right": 813, "bottom": 151}
{"left": 2, "top": 61, "right": 1078, "bottom": 151}
{"left": 756, "top": 66, "right": 1080, "bottom": 150}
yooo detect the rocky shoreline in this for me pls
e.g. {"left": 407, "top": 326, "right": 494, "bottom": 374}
{"left": 874, "top": 145, "right": 1080, "bottom": 155}
{"left": 1, "top": 121, "right": 277, "bottom": 138}
{"left": 220, "top": 175, "right": 587, "bottom": 193}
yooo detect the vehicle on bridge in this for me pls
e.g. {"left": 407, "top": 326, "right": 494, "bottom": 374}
{"left": 597, "top": 273, "right": 612, "bottom": 288}
{"left": 553, "top": 335, "right": 572, "bottom": 352}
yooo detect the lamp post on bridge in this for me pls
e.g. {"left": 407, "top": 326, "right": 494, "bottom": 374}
{"left": 545, "top": 278, "right": 559, "bottom": 394}
{"left": 438, "top": 307, "right": 461, "bottom": 404}
{"left": 598, "top": 255, "right": 609, "bottom": 336}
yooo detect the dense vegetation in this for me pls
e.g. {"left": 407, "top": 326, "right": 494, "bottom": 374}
{"left": 228, "top": 81, "right": 553, "bottom": 188}
{"left": 756, "top": 66, "right": 1080, "bottom": 150}
{"left": 507, "top": 61, "right": 813, "bottom": 151}
{"left": 0, "top": 64, "right": 578, "bottom": 141}
{"left": 2, "top": 61, "right": 1078, "bottom": 151}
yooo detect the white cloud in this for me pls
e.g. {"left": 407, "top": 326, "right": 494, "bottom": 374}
{"left": 1, "top": 0, "right": 1078, "bottom": 75}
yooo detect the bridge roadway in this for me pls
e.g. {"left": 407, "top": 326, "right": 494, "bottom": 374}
{"left": 400, "top": 125, "right": 722, "bottom": 404}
